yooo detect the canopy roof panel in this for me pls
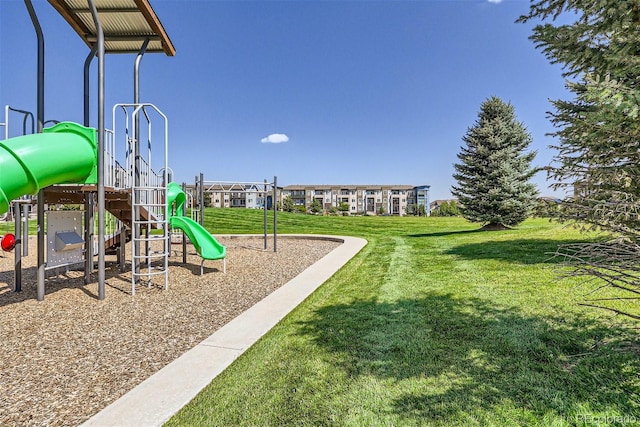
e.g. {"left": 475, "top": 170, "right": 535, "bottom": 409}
{"left": 48, "top": 0, "right": 175, "bottom": 56}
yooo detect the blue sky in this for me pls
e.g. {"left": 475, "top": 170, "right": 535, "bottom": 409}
{"left": 1, "top": 0, "right": 569, "bottom": 201}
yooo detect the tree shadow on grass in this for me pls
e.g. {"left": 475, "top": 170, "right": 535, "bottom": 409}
{"left": 445, "top": 238, "right": 596, "bottom": 265}
{"left": 296, "top": 294, "right": 639, "bottom": 424}
{"left": 408, "top": 229, "right": 485, "bottom": 238}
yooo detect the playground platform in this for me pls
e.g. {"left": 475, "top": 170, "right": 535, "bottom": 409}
{"left": 81, "top": 234, "right": 367, "bottom": 426}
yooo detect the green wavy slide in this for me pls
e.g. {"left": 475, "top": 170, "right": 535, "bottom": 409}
{"left": 0, "top": 122, "right": 97, "bottom": 215}
{"left": 167, "top": 181, "right": 226, "bottom": 263}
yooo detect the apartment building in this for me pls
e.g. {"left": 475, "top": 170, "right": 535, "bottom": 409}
{"left": 205, "top": 183, "right": 284, "bottom": 209}
{"left": 282, "top": 184, "right": 431, "bottom": 216}
{"left": 182, "top": 183, "right": 279, "bottom": 209}
{"left": 184, "top": 182, "right": 430, "bottom": 216}
{"left": 204, "top": 183, "right": 258, "bottom": 208}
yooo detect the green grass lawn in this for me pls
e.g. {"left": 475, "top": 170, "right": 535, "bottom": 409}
{"left": 2, "top": 210, "right": 638, "bottom": 425}
{"left": 162, "top": 211, "right": 639, "bottom": 426}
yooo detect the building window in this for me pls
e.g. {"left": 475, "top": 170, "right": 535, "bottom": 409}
{"left": 366, "top": 198, "right": 375, "bottom": 211}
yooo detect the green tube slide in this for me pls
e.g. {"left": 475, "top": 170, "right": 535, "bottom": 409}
{"left": 167, "top": 181, "right": 226, "bottom": 261}
{"left": 0, "top": 122, "right": 97, "bottom": 215}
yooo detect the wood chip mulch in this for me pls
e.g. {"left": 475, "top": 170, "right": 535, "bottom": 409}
{"left": 0, "top": 235, "right": 340, "bottom": 426}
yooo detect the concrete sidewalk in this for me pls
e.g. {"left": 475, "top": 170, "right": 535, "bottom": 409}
{"left": 82, "top": 235, "right": 367, "bottom": 427}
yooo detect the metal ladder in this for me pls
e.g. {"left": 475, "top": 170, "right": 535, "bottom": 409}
{"left": 114, "top": 103, "right": 169, "bottom": 295}
{"left": 131, "top": 184, "right": 169, "bottom": 294}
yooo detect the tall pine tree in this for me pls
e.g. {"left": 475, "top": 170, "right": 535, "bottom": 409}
{"left": 518, "top": 1, "right": 640, "bottom": 318}
{"left": 452, "top": 96, "right": 538, "bottom": 229}
{"left": 518, "top": 0, "right": 640, "bottom": 237}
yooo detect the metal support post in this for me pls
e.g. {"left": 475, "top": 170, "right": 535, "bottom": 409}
{"left": 88, "top": 0, "right": 106, "bottom": 300}
{"left": 22, "top": 203, "right": 29, "bottom": 256}
{"left": 264, "top": 179, "right": 268, "bottom": 250}
{"left": 24, "top": 0, "right": 45, "bottom": 301}
{"left": 83, "top": 44, "right": 98, "bottom": 126}
{"left": 134, "top": 39, "right": 149, "bottom": 104}
{"left": 134, "top": 39, "right": 149, "bottom": 274}
{"left": 182, "top": 182, "right": 187, "bottom": 264}
{"left": 273, "top": 175, "right": 277, "bottom": 252}
{"left": 14, "top": 203, "right": 22, "bottom": 292}
{"left": 84, "top": 193, "right": 94, "bottom": 284}
{"left": 194, "top": 175, "right": 198, "bottom": 223}
{"left": 199, "top": 172, "right": 204, "bottom": 226}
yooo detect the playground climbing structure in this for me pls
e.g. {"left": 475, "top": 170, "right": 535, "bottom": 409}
{"left": 0, "top": 0, "right": 176, "bottom": 300}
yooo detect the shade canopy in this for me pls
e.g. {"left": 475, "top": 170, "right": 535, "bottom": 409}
{"left": 48, "top": 0, "right": 175, "bottom": 55}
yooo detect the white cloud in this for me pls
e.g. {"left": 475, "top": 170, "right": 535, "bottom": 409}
{"left": 261, "top": 133, "right": 289, "bottom": 144}
{"left": 487, "top": 0, "right": 503, "bottom": 3}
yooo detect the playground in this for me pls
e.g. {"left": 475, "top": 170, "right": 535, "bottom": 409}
{"left": 0, "top": 234, "right": 340, "bottom": 425}
{"left": 0, "top": 0, "right": 252, "bottom": 302}
{"left": 0, "top": 1, "right": 344, "bottom": 425}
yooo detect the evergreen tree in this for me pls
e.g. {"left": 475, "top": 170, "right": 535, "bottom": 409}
{"left": 310, "top": 198, "right": 322, "bottom": 214}
{"left": 282, "top": 196, "right": 295, "bottom": 212}
{"left": 518, "top": 1, "right": 640, "bottom": 319}
{"left": 439, "top": 200, "right": 461, "bottom": 217}
{"left": 452, "top": 96, "right": 538, "bottom": 229}
{"left": 518, "top": 1, "right": 640, "bottom": 238}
